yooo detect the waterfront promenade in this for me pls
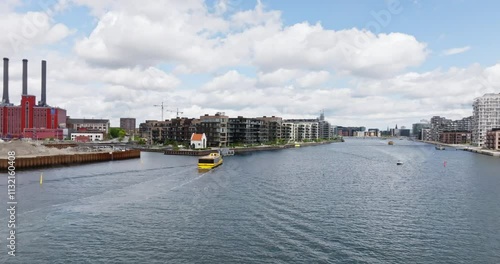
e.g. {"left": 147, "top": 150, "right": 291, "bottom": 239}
{"left": 422, "top": 140, "right": 500, "bottom": 157}
{"left": 160, "top": 140, "right": 341, "bottom": 156}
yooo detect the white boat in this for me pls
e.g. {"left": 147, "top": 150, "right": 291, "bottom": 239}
{"left": 435, "top": 145, "right": 445, "bottom": 150}
{"left": 396, "top": 161, "right": 403, "bottom": 165}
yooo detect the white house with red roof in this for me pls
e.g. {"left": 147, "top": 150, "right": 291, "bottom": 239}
{"left": 190, "top": 133, "right": 207, "bottom": 149}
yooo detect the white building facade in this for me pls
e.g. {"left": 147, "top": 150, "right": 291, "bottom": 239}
{"left": 190, "top": 133, "right": 207, "bottom": 149}
{"left": 70, "top": 132, "right": 104, "bottom": 141}
{"left": 282, "top": 120, "right": 320, "bottom": 142}
{"left": 67, "top": 118, "right": 110, "bottom": 134}
{"left": 473, "top": 93, "right": 500, "bottom": 146}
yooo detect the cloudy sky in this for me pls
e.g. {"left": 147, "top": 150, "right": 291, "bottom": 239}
{"left": 1, "top": 0, "right": 500, "bottom": 129}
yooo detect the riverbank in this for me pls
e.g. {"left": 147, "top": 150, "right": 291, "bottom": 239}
{"left": 161, "top": 140, "right": 340, "bottom": 156}
{"left": 422, "top": 140, "right": 500, "bottom": 158}
{"left": 0, "top": 141, "right": 141, "bottom": 170}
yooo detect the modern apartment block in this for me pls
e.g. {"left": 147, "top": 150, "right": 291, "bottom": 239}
{"left": 138, "top": 112, "right": 336, "bottom": 146}
{"left": 318, "top": 112, "right": 334, "bottom": 139}
{"left": 428, "top": 115, "right": 473, "bottom": 142}
{"left": 139, "top": 120, "right": 168, "bottom": 143}
{"left": 430, "top": 116, "right": 453, "bottom": 141}
{"left": 421, "top": 128, "right": 432, "bottom": 141}
{"left": 412, "top": 121, "right": 430, "bottom": 140}
{"left": 473, "top": 93, "right": 500, "bottom": 147}
{"left": 164, "top": 118, "right": 198, "bottom": 143}
{"left": 365, "top": 128, "right": 380, "bottom": 137}
{"left": 485, "top": 128, "right": 500, "bottom": 150}
{"left": 439, "top": 131, "right": 471, "bottom": 144}
{"left": 227, "top": 116, "right": 265, "bottom": 145}
{"left": 454, "top": 116, "right": 473, "bottom": 132}
{"left": 256, "top": 116, "right": 283, "bottom": 142}
{"left": 335, "top": 126, "right": 365, "bottom": 137}
{"left": 198, "top": 112, "right": 228, "bottom": 147}
{"left": 283, "top": 119, "right": 320, "bottom": 142}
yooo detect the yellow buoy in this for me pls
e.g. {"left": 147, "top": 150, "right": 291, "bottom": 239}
{"left": 40, "top": 172, "right": 43, "bottom": 185}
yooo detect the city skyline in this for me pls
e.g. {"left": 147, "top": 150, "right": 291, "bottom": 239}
{"left": 1, "top": 0, "right": 499, "bottom": 129}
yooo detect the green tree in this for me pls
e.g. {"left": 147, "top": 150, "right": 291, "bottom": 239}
{"left": 109, "top": 127, "right": 126, "bottom": 139}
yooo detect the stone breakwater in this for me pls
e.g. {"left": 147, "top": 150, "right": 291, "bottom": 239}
{"left": 0, "top": 150, "right": 141, "bottom": 170}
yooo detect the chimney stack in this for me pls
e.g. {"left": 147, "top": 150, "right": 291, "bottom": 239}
{"left": 22, "top": 59, "right": 28, "bottom": 95}
{"left": 41, "top": 60, "right": 47, "bottom": 106}
{"left": 2, "top": 58, "right": 9, "bottom": 104}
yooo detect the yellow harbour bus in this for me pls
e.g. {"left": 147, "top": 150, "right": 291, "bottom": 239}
{"left": 198, "top": 152, "right": 223, "bottom": 170}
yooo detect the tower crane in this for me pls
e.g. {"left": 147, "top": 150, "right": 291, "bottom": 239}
{"left": 166, "top": 108, "right": 184, "bottom": 118}
{"left": 153, "top": 102, "right": 166, "bottom": 121}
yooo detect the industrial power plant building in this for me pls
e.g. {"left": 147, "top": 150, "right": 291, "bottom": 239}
{"left": 0, "top": 58, "right": 67, "bottom": 139}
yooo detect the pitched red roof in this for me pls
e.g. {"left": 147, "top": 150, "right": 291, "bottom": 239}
{"left": 191, "top": 133, "right": 204, "bottom": 141}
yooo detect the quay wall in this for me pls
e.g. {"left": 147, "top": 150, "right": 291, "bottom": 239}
{"left": 0, "top": 150, "right": 141, "bottom": 170}
{"left": 164, "top": 150, "right": 213, "bottom": 156}
{"left": 422, "top": 140, "right": 500, "bottom": 158}
{"left": 163, "top": 141, "right": 337, "bottom": 156}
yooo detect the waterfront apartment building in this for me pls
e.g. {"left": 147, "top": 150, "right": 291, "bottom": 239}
{"left": 139, "top": 120, "right": 169, "bottom": 144}
{"left": 455, "top": 116, "right": 473, "bottom": 132}
{"left": 163, "top": 118, "right": 198, "bottom": 143}
{"left": 430, "top": 116, "right": 453, "bottom": 141}
{"left": 283, "top": 119, "right": 320, "bottom": 142}
{"left": 256, "top": 116, "right": 283, "bottom": 142}
{"left": 227, "top": 116, "right": 265, "bottom": 145}
{"left": 139, "top": 113, "right": 335, "bottom": 146}
{"left": 428, "top": 116, "right": 473, "bottom": 142}
{"left": 412, "top": 121, "right": 430, "bottom": 140}
{"left": 318, "top": 112, "right": 335, "bottom": 139}
{"left": 120, "top": 118, "right": 136, "bottom": 134}
{"left": 421, "top": 128, "right": 432, "bottom": 141}
{"left": 198, "top": 112, "right": 228, "bottom": 147}
{"left": 439, "top": 131, "right": 471, "bottom": 144}
{"left": 473, "top": 93, "right": 500, "bottom": 147}
{"left": 335, "top": 126, "right": 365, "bottom": 137}
{"left": 365, "top": 128, "right": 381, "bottom": 137}
{"left": 281, "top": 122, "right": 295, "bottom": 142}
{"left": 485, "top": 128, "right": 500, "bottom": 150}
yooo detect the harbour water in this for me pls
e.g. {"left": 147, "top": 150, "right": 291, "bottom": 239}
{"left": 1, "top": 139, "right": 500, "bottom": 263}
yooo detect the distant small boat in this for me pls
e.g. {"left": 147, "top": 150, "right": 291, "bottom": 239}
{"left": 396, "top": 161, "right": 403, "bottom": 165}
{"left": 388, "top": 141, "right": 394, "bottom": 145}
{"left": 435, "top": 145, "right": 445, "bottom": 150}
{"left": 295, "top": 144, "right": 301, "bottom": 148}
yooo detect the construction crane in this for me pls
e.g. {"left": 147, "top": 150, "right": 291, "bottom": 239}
{"left": 166, "top": 108, "right": 184, "bottom": 118}
{"left": 153, "top": 102, "right": 166, "bottom": 121}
